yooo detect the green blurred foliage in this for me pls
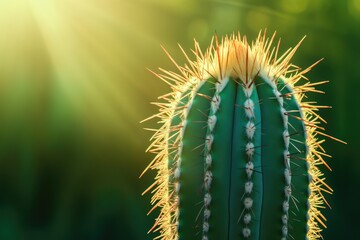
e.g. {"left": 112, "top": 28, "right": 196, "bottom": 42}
{"left": 0, "top": 0, "right": 358, "bottom": 239}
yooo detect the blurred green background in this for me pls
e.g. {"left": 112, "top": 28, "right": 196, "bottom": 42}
{"left": 0, "top": 0, "right": 357, "bottom": 239}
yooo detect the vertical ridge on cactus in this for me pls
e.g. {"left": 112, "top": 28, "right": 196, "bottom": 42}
{"left": 142, "top": 30, "right": 344, "bottom": 239}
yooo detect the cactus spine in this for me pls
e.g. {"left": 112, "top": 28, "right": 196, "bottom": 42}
{"left": 143, "top": 31, "right": 341, "bottom": 239}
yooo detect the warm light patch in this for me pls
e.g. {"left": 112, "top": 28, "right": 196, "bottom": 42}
{"left": 0, "top": 0, "right": 158, "bottom": 147}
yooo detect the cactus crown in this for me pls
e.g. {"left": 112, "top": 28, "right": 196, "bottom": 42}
{"left": 143, "top": 31, "right": 342, "bottom": 240}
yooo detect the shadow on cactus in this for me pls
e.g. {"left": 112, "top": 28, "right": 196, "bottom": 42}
{"left": 142, "top": 30, "right": 345, "bottom": 240}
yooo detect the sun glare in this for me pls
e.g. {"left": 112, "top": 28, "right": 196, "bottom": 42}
{"left": 0, "top": 0, "right": 154, "bottom": 147}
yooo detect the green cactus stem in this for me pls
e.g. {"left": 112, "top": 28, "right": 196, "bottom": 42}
{"left": 142, "top": 31, "right": 345, "bottom": 240}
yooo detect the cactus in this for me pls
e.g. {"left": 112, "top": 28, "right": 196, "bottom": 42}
{"left": 142, "top": 31, "right": 344, "bottom": 240}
